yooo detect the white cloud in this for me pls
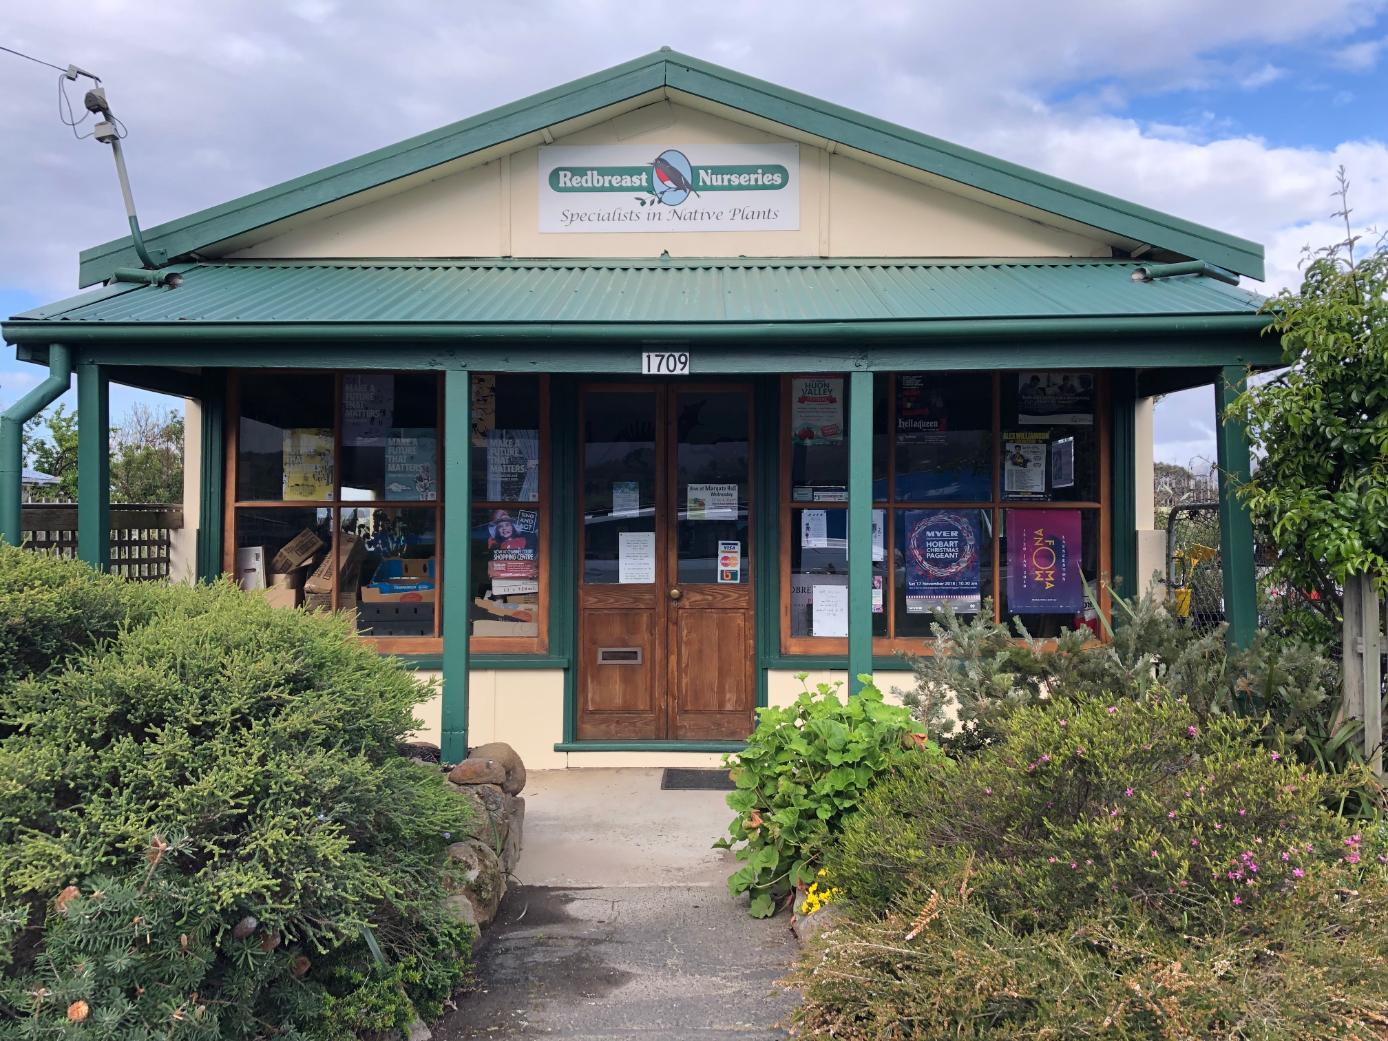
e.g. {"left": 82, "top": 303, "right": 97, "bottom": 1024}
{"left": 0, "top": 1, "right": 1384, "bottom": 463}
{"left": 1335, "top": 35, "right": 1388, "bottom": 70}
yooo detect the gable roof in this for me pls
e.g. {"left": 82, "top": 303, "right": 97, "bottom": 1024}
{"left": 78, "top": 50, "right": 1265, "bottom": 286}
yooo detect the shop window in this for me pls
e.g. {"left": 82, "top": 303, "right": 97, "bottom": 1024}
{"left": 781, "top": 372, "right": 1107, "bottom": 655}
{"left": 468, "top": 374, "right": 548, "bottom": 649}
{"left": 227, "top": 371, "right": 548, "bottom": 653}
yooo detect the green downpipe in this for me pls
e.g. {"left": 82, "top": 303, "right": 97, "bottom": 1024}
{"left": 1131, "top": 260, "right": 1240, "bottom": 286}
{"left": 0, "top": 343, "right": 73, "bottom": 546}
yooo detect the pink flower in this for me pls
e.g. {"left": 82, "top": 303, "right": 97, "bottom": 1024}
{"left": 1058, "top": 719, "right": 1068, "bottom": 728}
{"left": 1232, "top": 895, "right": 1243, "bottom": 906}
{"left": 1191, "top": 839, "right": 1200, "bottom": 847}
{"left": 1214, "top": 822, "right": 1224, "bottom": 830}
{"left": 1070, "top": 862, "right": 1078, "bottom": 870}
{"left": 1280, "top": 852, "right": 1290, "bottom": 861}
{"left": 984, "top": 787, "right": 993, "bottom": 795}
{"left": 1346, "top": 852, "right": 1361, "bottom": 865}
{"left": 1167, "top": 811, "right": 1177, "bottom": 819}
{"left": 1150, "top": 850, "right": 1159, "bottom": 858}
{"left": 1048, "top": 856, "right": 1057, "bottom": 863}
{"left": 1238, "top": 809, "right": 1247, "bottom": 817}
{"left": 1124, "top": 788, "right": 1135, "bottom": 798}
{"left": 1040, "top": 754, "right": 1051, "bottom": 764}
{"left": 1269, "top": 751, "right": 1282, "bottom": 762}
{"left": 1186, "top": 725, "right": 1198, "bottom": 738}
{"left": 1293, "top": 868, "right": 1305, "bottom": 878}
{"left": 1107, "top": 706, "right": 1117, "bottom": 715}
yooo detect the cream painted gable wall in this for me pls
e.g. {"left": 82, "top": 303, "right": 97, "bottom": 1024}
{"left": 227, "top": 102, "right": 1111, "bottom": 261}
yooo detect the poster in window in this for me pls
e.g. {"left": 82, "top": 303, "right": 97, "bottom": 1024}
{"left": 485, "top": 429, "right": 540, "bottom": 501}
{"left": 385, "top": 429, "right": 437, "bottom": 500}
{"left": 1017, "top": 372, "right": 1094, "bottom": 425}
{"left": 904, "top": 510, "right": 982, "bottom": 614}
{"left": 1051, "top": 436, "right": 1075, "bottom": 489}
{"left": 896, "top": 374, "right": 948, "bottom": 445}
{"left": 686, "top": 482, "right": 738, "bottom": 520}
{"left": 484, "top": 508, "right": 539, "bottom": 580}
{"left": 811, "top": 583, "right": 849, "bottom": 637}
{"left": 1006, "top": 509, "right": 1082, "bottom": 613}
{"left": 872, "top": 508, "right": 885, "bottom": 562}
{"left": 471, "top": 375, "right": 496, "bottom": 448}
{"left": 282, "top": 428, "right": 334, "bottom": 499}
{"left": 800, "top": 509, "right": 830, "bottom": 549}
{"left": 618, "top": 530, "right": 655, "bottom": 584}
{"left": 1003, "top": 432, "right": 1048, "bottom": 497}
{"left": 342, "top": 374, "right": 394, "bottom": 446}
{"left": 789, "top": 377, "right": 844, "bottom": 445}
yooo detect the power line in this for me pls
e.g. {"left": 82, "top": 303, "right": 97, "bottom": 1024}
{"left": 0, "top": 43, "right": 72, "bottom": 76}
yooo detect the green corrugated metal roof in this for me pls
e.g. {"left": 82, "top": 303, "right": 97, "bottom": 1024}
{"left": 77, "top": 50, "right": 1266, "bottom": 285}
{"left": 14, "top": 259, "right": 1263, "bottom": 328}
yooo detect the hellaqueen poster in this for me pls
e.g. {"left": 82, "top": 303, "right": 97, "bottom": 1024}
{"left": 1006, "top": 509, "right": 1083, "bottom": 614}
{"left": 904, "top": 510, "right": 982, "bottom": 614}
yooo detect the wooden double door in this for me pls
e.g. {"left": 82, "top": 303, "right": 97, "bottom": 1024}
{"left": 577, "top": 382, "right": 755, "bottom": 741}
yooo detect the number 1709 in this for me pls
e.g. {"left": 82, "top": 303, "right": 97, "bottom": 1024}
{"left": 641, "top": 351, "right": 690, "bottom": 375}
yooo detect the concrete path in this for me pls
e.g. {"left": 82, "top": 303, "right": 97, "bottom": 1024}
{"left": 435, "top": 769, "right": 799, "bottom": 1040}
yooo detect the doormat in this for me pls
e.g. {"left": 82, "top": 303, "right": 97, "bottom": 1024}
{"left": 661, "top": 768, "right": 736, "bottom": 791}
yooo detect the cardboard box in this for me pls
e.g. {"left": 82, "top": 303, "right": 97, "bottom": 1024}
{"left": 304, "top": 532, "right": 366, "bottom": 594}
{"left": 263, "top": 585, "right": 302, "bottom": 610}
{"left": 235, "top": 546, "right": 266, "bottom": 591}
{"left": 270, "top": 528, "right": 325, "bottom": 573}
{"left": 360, "top": 582, "right": 435, "bottom": 604}
{"left": 270, "top": 569, "right": 304, "bottom": 590}
{"left": 474, "top": 596, "right": 534, "bottom": 622}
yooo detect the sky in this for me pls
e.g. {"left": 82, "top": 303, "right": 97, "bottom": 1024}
{"left": 1, "top": 2, "right": 1385, "bottom": 465}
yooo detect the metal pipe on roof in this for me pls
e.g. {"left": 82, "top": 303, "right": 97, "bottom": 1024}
{"left": 0, "top": 343, "right": 73, "bottom": 546}
{"left": 1131, "top": 260, "right": 1240, "bottom": 286}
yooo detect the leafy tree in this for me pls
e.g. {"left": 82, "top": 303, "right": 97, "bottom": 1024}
{"left": 1230, "top": 170, "right": 1388, "bottom": 626}
{"left": 21, "top": 404, "right": 78, "bottom": 502}
{"left": 20, "top": 401, "right": 185, "bottom": 505}
{"left": 110, "top": 402, "right": 184, "bottom": 503}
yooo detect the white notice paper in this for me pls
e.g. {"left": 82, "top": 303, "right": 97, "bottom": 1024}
{"left": 612, "top": 481, "right": 640, "bottom": 518}
{"left": 618, "top": 531, "right": 655, "bottom": 584}
{"left": 801, "top": 509, "right": 829, "bottom": 549}
{"left": 811, "top": 584, "right": 849, "bottom": 637}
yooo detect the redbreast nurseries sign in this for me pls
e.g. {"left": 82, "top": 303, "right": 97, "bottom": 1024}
{"left": 538, "top": 144, "right": 799, "bottom": 232}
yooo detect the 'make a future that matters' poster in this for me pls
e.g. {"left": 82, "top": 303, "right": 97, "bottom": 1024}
{"left": 1005, "top": 510, "right": 1082, "bottom": 614}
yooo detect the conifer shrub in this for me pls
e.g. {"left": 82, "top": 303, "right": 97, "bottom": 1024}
{"left": 0, "top": 546, "right": 473, "bottom": 1039}
{"left": 792, "top": 692, "right": 1388, "bottom": 1039}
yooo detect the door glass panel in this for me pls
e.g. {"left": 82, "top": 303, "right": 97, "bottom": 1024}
{"left": 583, "top": 391, "right": 658, "bottom": 584}
{"left": 675, "top": 391, "right": 749, "bottom": 585}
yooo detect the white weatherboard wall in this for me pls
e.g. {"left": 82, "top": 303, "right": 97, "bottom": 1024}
{"left": 169, "top": 397, "right": 201, "bottom": 586}
{"left": 225, "top": 102, "right": 1111, "bottom": 262}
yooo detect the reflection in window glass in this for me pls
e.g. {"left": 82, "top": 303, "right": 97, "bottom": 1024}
{"left": 1000, "top": 508, "right": 1100, "bottom": 637}
{"left": 237, "top": 374, "right": 334, "bottom": 501}
{"left": 472, "top": 375, "right": 542, "bottom": 503}
{"left": 471, "top": 507, "right": 541, "bottom": 636}
{"left": 583, "top": 391, "right": 657, "bottom": 584}
{"left": 1000, "top": 371, "right": 1098, "bottom": 502}
{"left": 340, "top": 374, "right": 439, "bottom": 502}
{"left": 895, "top": 373, "right": 992, "bottom": 501}
{"left": 676, "top": 390, "right": 750, "bottom": 585}
{"left": 893, "top": 508, "right": 992, "bottom": 635}
{"left": 339, "top": 508, "right": 437, "bottom": 637}
{"left": 789, "top": 508, "right": 887, "bottom": 637}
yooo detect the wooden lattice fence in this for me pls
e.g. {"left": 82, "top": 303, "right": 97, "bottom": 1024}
{"left": 20, "top": 504, "right": 184, "bottom": 581}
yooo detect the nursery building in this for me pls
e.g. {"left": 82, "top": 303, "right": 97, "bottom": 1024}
{"left": 0, "top": 50, "right": 1277, "bottom": 768}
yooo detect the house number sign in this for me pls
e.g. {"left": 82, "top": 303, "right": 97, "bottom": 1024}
{"left": 641, "top": 351, "right": 691, "bottom": 375}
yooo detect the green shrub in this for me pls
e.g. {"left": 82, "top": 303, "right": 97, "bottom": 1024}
{"left": 715, "top": 676, "right": 930, "bottom": 918}
{"left": 793, "top": 692, "right": 1388, "bottom": 1039}
{"left": 0, "top": 548, "right": 473, "bottom": 1039}
{"left": 902, "top": 589, "right": 1379, "bottom": 815}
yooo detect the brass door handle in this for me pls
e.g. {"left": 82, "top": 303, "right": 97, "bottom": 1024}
{"left": 669, "top": 588, "right": 682, "bottom": 601}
